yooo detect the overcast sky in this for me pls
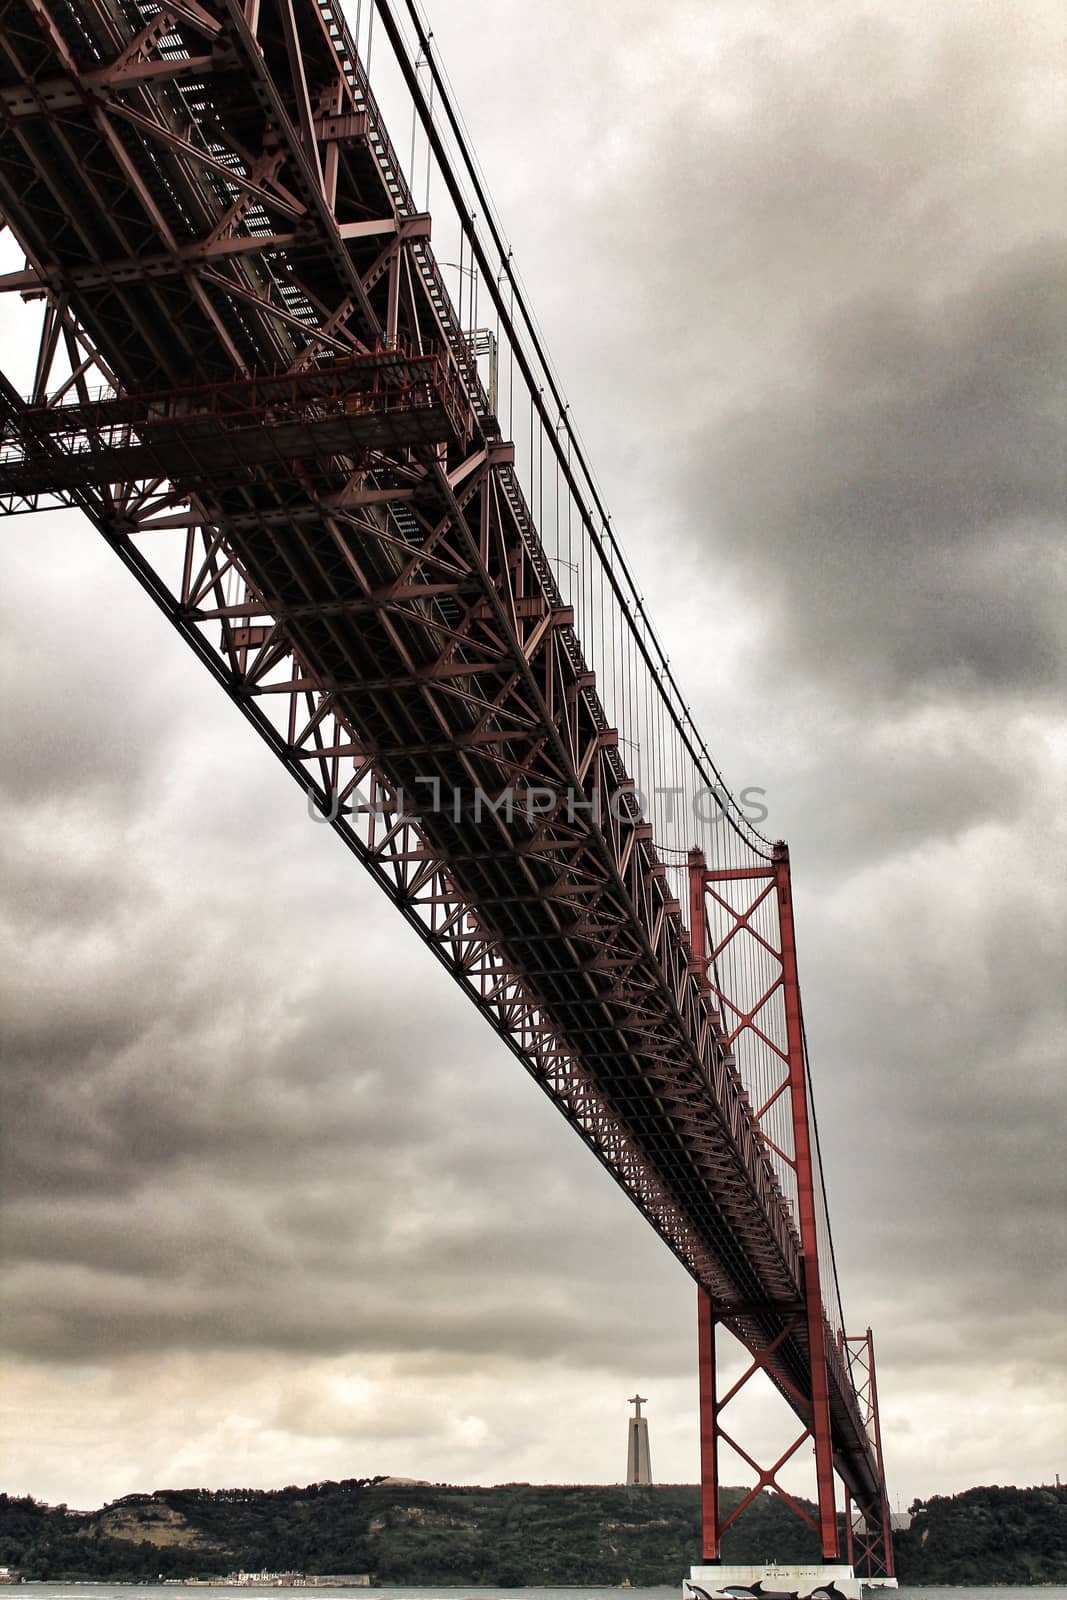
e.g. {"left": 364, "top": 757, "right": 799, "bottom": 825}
{"left": 1, "top": 0, "right": 1065, "bottom": 1517}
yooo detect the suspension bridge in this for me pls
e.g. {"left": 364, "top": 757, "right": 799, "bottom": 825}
{"left": 0, "top": 0, "right": 893, "bottom": 1579}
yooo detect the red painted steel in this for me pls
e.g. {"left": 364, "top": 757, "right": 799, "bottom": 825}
{"left": 773, "top": 841, "right": 839, "bottom": 1559}
{"left": 688, "top": 843, "right": 894, "bottom": 1564}
{"left": 689, "top": 849, "right": 721, "bottom": 1562}
{"left": 697, "top": 1287, "right": 720, "bottom": 1560}
{"left": 0, "top": 0, "right": 893, "bottom": 1560}
{"left": 845, "top": 1330, "right": 895, "bottom": 1578}
{"left": 845, "top": 1491, "right": 856, "bottom": 1568}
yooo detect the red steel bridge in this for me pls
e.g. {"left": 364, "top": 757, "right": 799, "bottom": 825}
{"left": 0, "top": 0, "right": 893, "bottom": 1572}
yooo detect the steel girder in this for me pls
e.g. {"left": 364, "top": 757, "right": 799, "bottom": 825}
{"left": 0, "top": 0, "right": 889, "bottom": 1528}
{"left": 0, "top": 299, "right": 803, "bottom": 1314}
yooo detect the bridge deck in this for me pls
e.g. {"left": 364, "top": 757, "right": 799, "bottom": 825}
{"left": 0, "top": 0, "right": 885, "bottom": 1520}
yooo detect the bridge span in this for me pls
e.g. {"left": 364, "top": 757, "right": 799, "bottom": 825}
{"left": 0, "top": 0, "right": 892, "bottom": 1573}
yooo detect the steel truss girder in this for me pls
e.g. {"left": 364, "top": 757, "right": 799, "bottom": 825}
{"left": 0, "top": 261, "right": 810, "bottom": 1308}
{"left": 0, "top": 0, "right": 888, "bottom": 1551}
{"left": 0, "top": 0, "right": 447, "bottom": 391}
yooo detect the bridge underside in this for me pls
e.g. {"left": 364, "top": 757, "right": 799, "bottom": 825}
{"left": 0, "top": 0, "right": 890, "bottom": 1546}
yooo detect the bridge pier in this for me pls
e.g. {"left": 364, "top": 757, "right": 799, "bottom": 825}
{"left": 685, "top": 1563, "right": 897, "bottom": 1600}
{"left": 689, "top": 847, "right": 840, "bottom": 1564}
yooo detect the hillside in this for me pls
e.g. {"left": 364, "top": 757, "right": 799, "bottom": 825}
{"left": 893, "top": 1485, "right": 1067, "bottom": 1584}
{"left": 0, "top": 1481, "right": 822, "bottom": 1584}
{"left": 1, "top": 1478, "right": 1064, "bottom": 1584}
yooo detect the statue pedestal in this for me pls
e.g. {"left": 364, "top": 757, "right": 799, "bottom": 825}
{"left": 685, "top": 1563, "right": 897, "bottom": 1600}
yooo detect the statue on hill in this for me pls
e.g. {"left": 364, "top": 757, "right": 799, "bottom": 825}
{"left": 627, "top": 1393, "right": 653, "bottom": 1485}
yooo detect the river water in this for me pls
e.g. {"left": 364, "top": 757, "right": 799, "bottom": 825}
{"left": 18, "top": 1587, "right": 1067, "bottom": 1600}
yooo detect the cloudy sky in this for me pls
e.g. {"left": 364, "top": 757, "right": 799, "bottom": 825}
{"left": 1, "top": 0, "right": 1065, "bottom": 1517}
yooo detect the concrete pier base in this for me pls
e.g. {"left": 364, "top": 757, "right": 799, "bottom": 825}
{"left": 685, "top": 1563, "right": 897, "bottom": 1600}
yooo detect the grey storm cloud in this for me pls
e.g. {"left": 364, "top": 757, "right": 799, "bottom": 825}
{"left": 1, "top": 0, "right": 1065, "bottom": 1506}
{"left": 690, "top": 239, "right": 1066, "bottom": 695}
{"left": 0, "top": 562, "right": 692, "bottom": 1374}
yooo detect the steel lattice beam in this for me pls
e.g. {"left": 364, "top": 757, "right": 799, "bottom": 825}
{"left": 0, "top": 0, "right": 893, "bottom": 1545}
